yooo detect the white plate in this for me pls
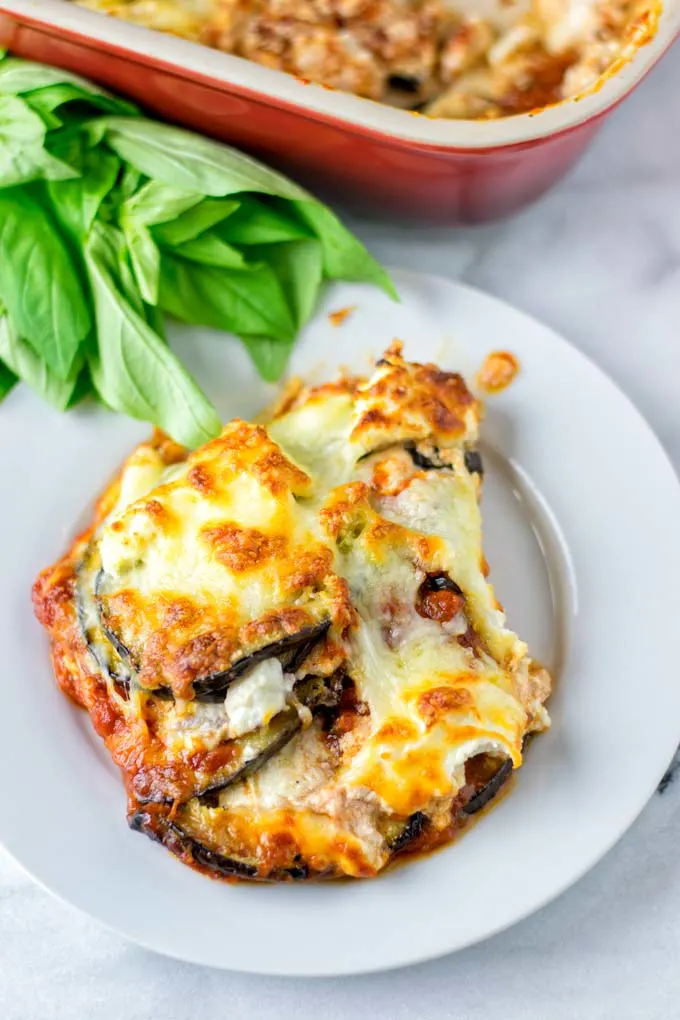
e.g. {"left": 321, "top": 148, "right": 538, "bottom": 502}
{"left": 1, "top": 269, "right": 679, "bottom": 977}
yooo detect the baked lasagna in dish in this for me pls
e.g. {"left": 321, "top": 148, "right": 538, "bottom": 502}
{"left": 34, "top": 344, "right": 552, "bottom": 881}
{"left": 76, "top": 0, "right": 659, "bottom": 119}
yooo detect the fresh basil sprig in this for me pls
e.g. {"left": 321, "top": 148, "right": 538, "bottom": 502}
{"left": 0, "top": 54, "right": 395, "bottom": 447}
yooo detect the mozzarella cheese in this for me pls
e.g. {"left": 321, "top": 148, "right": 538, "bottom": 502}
{"left": 224, "top": 659, "right": 296, "bottom": 737}
{"left": 95, "top": 419, "right": 342, "bottom": 698}
{"left": 320, "top": 489, "right": 528, "bottom": 816}
{"left": 39, "top": 343, "right": 552, "bottom": 879}
{"left": 158, "top": 659, "right": 296, "bottom": 751}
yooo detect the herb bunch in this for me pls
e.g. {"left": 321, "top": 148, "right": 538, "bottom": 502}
{"left": 0, "top": 53, "right": 394, "bottom": 446}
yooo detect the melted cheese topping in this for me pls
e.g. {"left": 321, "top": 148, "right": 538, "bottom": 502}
{"left": 320, "top": 489, "right": 527, "bottom": 816}
{"left": 37, "top": 343, "right": 552, "bottom": 879}
{"left": 96, "top": 419, "right": 343, "bottom": 697}
{"left": 376, "top": 464, "right": 526, "bottom": 668}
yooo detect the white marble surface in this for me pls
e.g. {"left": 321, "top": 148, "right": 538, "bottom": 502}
{"left": 2, "top": 45, "right": 680, "bottom": 1020}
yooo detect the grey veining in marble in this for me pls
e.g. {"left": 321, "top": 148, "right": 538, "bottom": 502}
{"left": 2, "top": 44, "right": 680, "bottom": 1020}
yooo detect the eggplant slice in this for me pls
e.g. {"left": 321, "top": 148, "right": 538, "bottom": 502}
{"left": 193, "top": 670, "right": 345, "bottom": 802}
{"left": 386, "top": 812, "right": 428, "bottom": 853}
{"left": 418, "top": 573, "right": 464, "bottom": 598}
{"left": 464, "top": 450, "right": 484, "bottom": 476}
{"left": 134, "top": 671, "right": 345, "bottom": 806}
{"left": 168, "top": 824, "right": 261, "bottom": 880}
{"left": 384, "top": 759, "right": 513, "bottom": 859}
{"left": 81, "top": 549, "right": 340, "bottom": 805}
{"left": 93, "top": 567, "right": 331, "bottom": 703}
{"left": 407, "top": 445, "right": 450, "bottom": 471}
{"left": 79, "top": 552, "right": 176, "bottom": 698}
{"left": 129, "top": 811, "right": 313, "bottom": 881}
{"left": 462, "top": 757, "right": 513, "bottom": 815}
{"left": 192, "top": 620, "right": 332, "bottom": 702}
{"left": 93, "top": 567, "right": 140, "bottom": 671}
{"left": 128, "top": 810, "right": 260, "bottom": 879}
{"left": 195, "top": 709, "right": 303, "bottom": 805}
{"left": 132, "top": 752, "right": 514, "bottom": 880}
{"left": 76, "top": 544, "right": 133, "bottom": 696}
{"left": 407, "top": 444, "right": 484, "bottom": 477}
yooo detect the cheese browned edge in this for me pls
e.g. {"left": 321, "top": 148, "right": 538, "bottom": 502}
{"left": 33, "top": 343, "right": 552, "bottom": 880}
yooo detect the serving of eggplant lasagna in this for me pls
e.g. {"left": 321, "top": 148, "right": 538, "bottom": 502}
{"left": 34, "top": 344, "right": 551, "bottom": 882}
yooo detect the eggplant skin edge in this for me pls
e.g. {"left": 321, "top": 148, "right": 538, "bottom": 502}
{"left": 196, "top": 713, "right": 302, "bottom": 806}
{"left": 192, "top": 620, "right": 332, "bottom": 701}
{"left": 406, "top": 445, "right": 484, "bottom": 477}
{"left": 92, "top": 593, "right": 331, "bottom": 703}
{"left": 131, "top": 671, "right": 346, "bottom": 807}
{"left": 128, "top": 809, "right": 316, "bottom": 882}
{"left": 127, "top": 758, "right": 514, "bottom": 881}
{"left": 462, "top": 758, "right": 513, "bottom": 815}
{"left": 388, "top": 812, "right": 428, "bottom": 853}
{"left": 464, "top": 450, "right": 484, "bottom": 477}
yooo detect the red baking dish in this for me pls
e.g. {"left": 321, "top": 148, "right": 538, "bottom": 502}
{"left": 1, "top": 0, "right": 678, "bottom": 223}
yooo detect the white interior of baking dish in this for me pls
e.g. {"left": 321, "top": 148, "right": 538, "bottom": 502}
{"left": 8, "top": 0, "right": 680, "bottom": 146}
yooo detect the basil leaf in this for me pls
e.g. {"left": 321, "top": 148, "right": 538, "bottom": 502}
{"left": 0, "top": 189, "right": 91, "bottom": 378}
{"left": 0, "top": 359, "right": 17, "bottom": 402}
{"left": 113, "top": 238, "right": 167, "bottom": 338}
{"left": 105, "top": 118, "right": 309, "bottom": 200}
{"left": 24, "top": 84, "right": 89, "bottom": 116}
{"left": 153, "top": 198, "right": 240, "bottom": 246}
{"left": 0, "top": 94, "right": 78, "bottom": 186}
{"left": 103, "top": 228, "right": 150, "bottom": 323}
{"left": 123, "top": 221, "right": 160, "bottom": 304}
{"left": 22, "top": 100, "right": 62, "bottom": 132}
{"left": 169, "top": 231, "right": 249, "bottom": 270}
{"left": 0, "top": 98, "right": 80, "bottom": 185}
{"left": 240, "top": 336, "right": 294, "bottom": 383}
{"left": 65, "top": 364, "right": 96, "bottom": 409}
{"left": 23, "top": 82, "right": 137, "bottom": 118}
{"left": 0, "top": 313, "right": 80, "bottom": 410}
{"left": 117, "top": 246, "right": 147, "bottom": 319}
{"left": 293, "top": 202, "right": 397, "bottom": 298}
{"left": 159, "top": 255, "right": 295, "bottom": 340}
{"left": 78, "top": 119, "right": 109, "bottom": 148}
{"left": 0, "top": 59, "right": 138, "bottom": 115}
{"left": 143, "top": 301, "right": 167, "bottom": 342}
{"left": 122, "top": 180, "right": 204, "bottom": 227}
{"left": 48, "top": 144, "right": 120, "bottom": 237}
{"left": 261, "top": 239, "right": 323, "bottom": 329}
{"left": 0, "top": 94, "right": 48, "bottom": 143}
{"left": 0, "top": 143, "right": 78, "bottom": 187}
{"left": 220, "top": 197, "right": 312, "bottom": 245}
{"left": 85, "top": 222, "right": 221, "bottom": 448}
{"left": 117, "top": 166, "right": 144, "bottom": 201}
{"left": 44, "top": 122, "right": 97, "bottom": 164}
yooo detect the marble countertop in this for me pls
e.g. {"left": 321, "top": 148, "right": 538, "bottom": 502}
{"left": 2, "top": 45, "right": 680, "bottom": 1020}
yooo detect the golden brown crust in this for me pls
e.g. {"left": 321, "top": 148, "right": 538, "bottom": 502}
{"left": 150, "top": 427, "right": 187, "bottom": 465}
{"left": 350, "top": 340, "right": 480, "bottom": 450}
{"left": 417, "top": 685, "right": 475, "bottom": 728}
{"left": 215, "top": 420, "right": 312, "bottom": 497}
{"left": 34, "top": 350, "right": 552, "bottom": 882}
{"left": 319, "top": 482, "right": 370, "bottom": 541}
{"left": 202, "top": 523, "right": 288, "bottom": 574}
{"left": 93, "top": 417, "right": 347, "bottom": 696}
